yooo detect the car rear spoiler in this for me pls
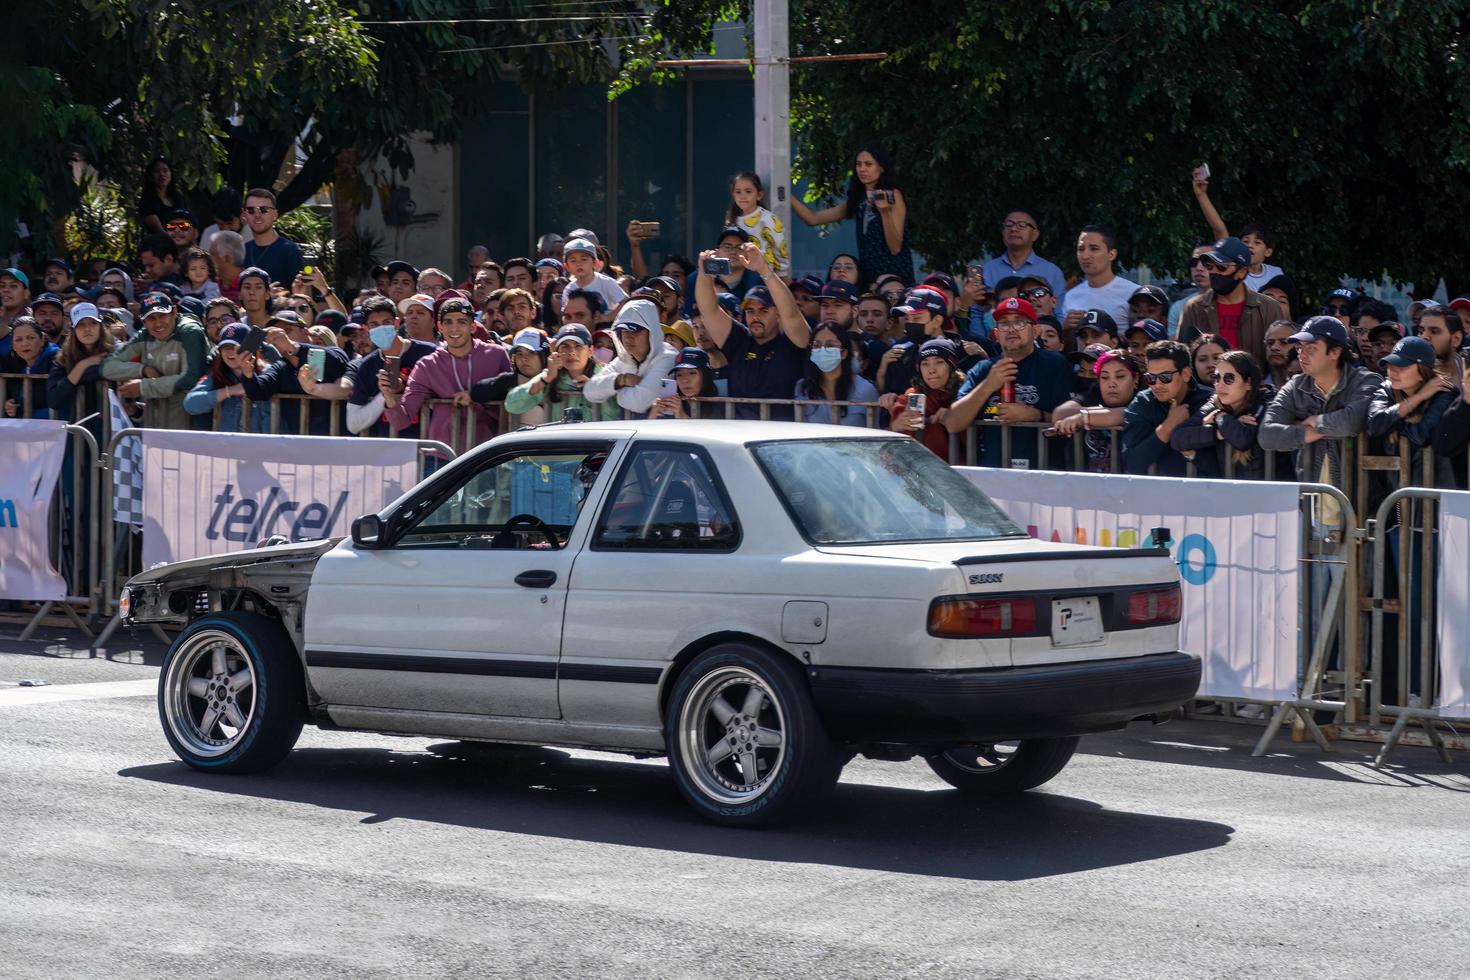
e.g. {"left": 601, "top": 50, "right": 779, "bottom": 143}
{"left": 954, "top": 548, "right": 1169, "bottom": 567}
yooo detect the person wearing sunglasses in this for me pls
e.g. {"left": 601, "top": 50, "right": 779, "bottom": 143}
{"left": 1122, "top": 340, "right": 1216, "bottom": 476}
{"left": 1169, "top": 351, "right": 1277, "bottom": 479}
{"left": 1178, "top": 236, "right": 1283, "bottom": 371}
{"left": 1017, "top": 274, "right": 1058, "bottom": 319}
{"left": 160, "top": 208, "right": 199, "bottom": 250}
{"left": 241, "top": 186, "right": 305, "bottom": 290}
{"left": 1167, "top": 243, "right": 1214, "bottom": 336}
{"left": 982, "top": 210, "right": 1068, "bottom": 319}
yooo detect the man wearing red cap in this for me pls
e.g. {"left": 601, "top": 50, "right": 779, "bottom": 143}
{"left": 944, "top": 296, "right": 1072, "bottom": 468}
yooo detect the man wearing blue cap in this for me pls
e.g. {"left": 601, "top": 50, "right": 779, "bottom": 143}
{"left": 30, "top": 293, "right": 67, "bottom": 344}
{"left": 694, "top": 240, "right": 809, "bottom": 420}
{"left": 1260, "top": 315, "right": 1382, "bottom": 491}
{"left": 1178, "top": 235, "right": 1282, "bottom": 368}
{"left": 42, "top": 258, "right": 77, "bottom": 297}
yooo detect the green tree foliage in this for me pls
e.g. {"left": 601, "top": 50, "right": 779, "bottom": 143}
{"left": 13, "top": 0, "right": 643, "bottom": 256}
{"left": 627, "top": 0, "right": 1470, "bottom": 295}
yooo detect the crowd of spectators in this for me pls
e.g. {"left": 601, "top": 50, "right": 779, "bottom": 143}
{"left": 5, "top": 152, "right": 1470, "bottom": 499}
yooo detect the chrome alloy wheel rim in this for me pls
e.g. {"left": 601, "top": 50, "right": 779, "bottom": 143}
{"left": 163, "top": 630, "right": 258, "bottom": 758}
{"left": 678, "top": 666, "right": 787, "bottom": 805}
{"left": 940, "top": 742, "right": 1021, "bottom": 772}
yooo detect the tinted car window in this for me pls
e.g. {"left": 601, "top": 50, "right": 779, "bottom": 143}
{"left": 753, "top": 437, "right": 1023, "bottom": 545}
{"left": 594, "top": 446, "right": 739, "bottom": 551}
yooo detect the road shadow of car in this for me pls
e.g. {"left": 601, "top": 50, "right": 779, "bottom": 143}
{"left": 120, "top": 741, "right": 1233, "bottom": 882}
{"left": 1080, "top": 721, "right": 1470, "bottom": 789}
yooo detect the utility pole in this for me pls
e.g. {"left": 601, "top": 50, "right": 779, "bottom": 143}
{"left": 753, "top": 0, "right": 791, "bottom": 238}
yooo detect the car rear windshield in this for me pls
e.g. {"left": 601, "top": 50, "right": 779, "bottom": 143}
{"left": 751, "top": 438, "right": 1024, "bottom": 545}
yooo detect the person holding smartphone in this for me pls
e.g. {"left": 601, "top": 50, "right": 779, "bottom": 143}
{"left": 890, "top": 337, "right": 963, "bottom": 460}
{"left": 234, "top": 316, "right": 350, "bottom": 435}
{"left": 791, "top": 142, "right": 914, "bottom": 289}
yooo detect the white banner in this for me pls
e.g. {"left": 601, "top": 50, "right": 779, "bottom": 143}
{"left": 0, "top": 419, "right": 69, "bottom": 601}
{"left": 141, "top": 431, "right": 420, "bottom": 567}
{"left": 962, "top": 468, "right": 1301, "bottom": 701}
{"left": 1435, "top": 492, "right": 1470, "bottom": 719}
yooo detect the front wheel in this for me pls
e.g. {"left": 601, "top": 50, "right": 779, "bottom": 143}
{"left": 666, "top": 644, "right": 842, "bottom": 827}
{"left": 925, "top": 737, "right": 1079, "bottom": 795}
{"left": 158, "top": 612, "right": 305, "bottom": 773}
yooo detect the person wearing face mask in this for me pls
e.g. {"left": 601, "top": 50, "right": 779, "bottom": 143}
{"left": 793, "top": 322, "right": 879, "bottom": 425}
{"left": 1178, "top": 236, "right": 1283, "bottom": 368}
{"left": 345, "top": 296, "right": 439, "bottom": 436}
{"left": 875, "top": 286, "right": 979, "bottom": 399}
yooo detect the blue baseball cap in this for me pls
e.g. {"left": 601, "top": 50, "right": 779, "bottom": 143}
{"left": 715, "top": 292, "right": 741, "bottom": 319}
{"left": 741, "top": 286, "right": 774, "bottom": 309}
{"left": 1290, "top": 314, "right": 1351, "bottom": 347}
{"left": 0, "top": 267, "right": 29, "bottom": 288}
{"left": 1380, "top": 336, "right": 1436, "bottom": 369}
{"left": 672, "top": 347, "right": 711, "bottom": 372}
{"left": 895, "top": 287, "right": 948, "bottom": 316}
{"left": 535, "top": 258, "right": 565, "bottom": 275}
{"left": 917, "top": 337, "right": 961, "bottom": 364}
{"left": 552, "top": 323, "right": 592, "bottom": 347}
{"left": 216, "top": 324, "right": 251, "bottom": 347}
{"left": 790, "top": 275, "right": 823, "bottom": 296}
{"left": 43, "top": 258, "right": 73, "bottom": 276}
{"left": 31, "top": 291, "right": 64, "bottom": 310}
{"left": 178, "top": 296, "right": 206, "bottom": 321}
{"left": 921, "top": 272, "right": 959, "bottom": 299}
{"left": 820, "top": 280, "right": 859, "bottom": 304}
{"left": 239, "top": 266, "right": 271, "bottom": 286}
{"left": 1204, "top": 236, "right": 1251, "bottom": 268}
{"left": 140, "top": 292, "right": 175, "bottom": 318}
{"left": 1125, "top": 318, "right": 1168, "bottom": 342}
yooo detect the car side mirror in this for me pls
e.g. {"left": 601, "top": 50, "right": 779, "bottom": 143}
{"left": 352, "top": 514, "right": 386, "bottom": 549}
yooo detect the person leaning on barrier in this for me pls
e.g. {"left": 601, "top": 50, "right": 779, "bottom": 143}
{"left": 1431, "top": 357, "right": 1470, "bottom": 489}
{"left": 46, "top": 303, "right": 114, "bottom": 425}
{"left": 495, "top": 322, "right": 618, "bottom": 424}
{"left": 1366, "top": 336, "right": 1456, "bottom": 489}
{"left": 1169, "top": 350, "right": 1275, "bottom": 479}
{"left": 102, "top": 292, "right": 209, "bottom": 429}
{"left": 889, "top": 337, "right": 963, "bottom": 461}
{"left": 1051, "top": 348, "right": 1140, "bottom": 473}
{"left": 944, "top": 296, "right": 1073, "bottom": 468}
{"left": 652, "top": 346, "right": 722, "bottom": 419}
{"left": 1258, "top": 315, "right": 1382, "bottom": 490}
{"left": 382, "top": 295, "right": 509, "bottom": 448}
{"left": 1122, "top": 340, "right": 1216, "bottom": 477}
{"left": 347, "top": 296, "right": 437, "bottom": 437}
{"left": 692, "top": 241, "right": 810, "bottom": 421}
{"left": 583, "top": 298, "right": 678, "bottom": 418}
{"left": 183, "top": 324, "right": 270, "bottom": 433}
{"left": 794, "top": 321, "right": 879, "bottom": 426}
{"left": 236, "top": 314, "right": 351, "bottom": 436}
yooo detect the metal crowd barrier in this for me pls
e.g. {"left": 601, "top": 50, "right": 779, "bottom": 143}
{"left": 10, "top": 424, "right": 104, "bottom": 640}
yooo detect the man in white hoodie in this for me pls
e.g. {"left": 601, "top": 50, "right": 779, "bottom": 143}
{"left": 583, "top": 298, "right": 677, "bottom": 417}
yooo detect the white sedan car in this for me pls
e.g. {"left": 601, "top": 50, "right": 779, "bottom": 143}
{"left": 123, "top": 420, "right": 1199, "bottom": 826}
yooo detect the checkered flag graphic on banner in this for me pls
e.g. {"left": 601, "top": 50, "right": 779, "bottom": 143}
{"left": 107, "top": 391, "right": 143, "bottom": 528}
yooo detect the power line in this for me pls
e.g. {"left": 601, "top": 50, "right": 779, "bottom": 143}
{"left": 360, "top": 14, "right": 649, "bottom": 26}
{"left": 437, "top": 33, "right": 644, "bottom": 55}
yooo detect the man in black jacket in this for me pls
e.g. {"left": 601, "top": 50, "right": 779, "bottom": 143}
{"left": 1122, "top": 340, "right": 1216, "bottom": 476}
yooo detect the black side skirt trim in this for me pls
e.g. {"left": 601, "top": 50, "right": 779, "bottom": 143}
{"left": 305, "top": 650, "right": 659, "bottom": 684}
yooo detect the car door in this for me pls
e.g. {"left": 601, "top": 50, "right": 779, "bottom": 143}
{"left": 304, "top": 439, "right": 619, "bottom": 718}
{"left": 560, "top": 442, "right": 744, "bottom": 729}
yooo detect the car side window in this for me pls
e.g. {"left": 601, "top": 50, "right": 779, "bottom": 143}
{"left": 593, "top": 446, "right": 739, "bottom": 551}
{"left": 398, "top": 451, "right": 596, "bottom": 549}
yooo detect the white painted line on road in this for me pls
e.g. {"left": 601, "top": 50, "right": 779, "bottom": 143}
{"left": 0, "top": 678, "right": 157, "bottom": 707}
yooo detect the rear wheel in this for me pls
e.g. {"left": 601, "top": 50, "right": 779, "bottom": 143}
{"left": 158, "top": 612, "right": 305, "bottom": 773}
{"left": 666, "top": 643, "right": 842, "bottom": 827}
{"left": 925, "top": 737, "right": 1079, "bottom": 795}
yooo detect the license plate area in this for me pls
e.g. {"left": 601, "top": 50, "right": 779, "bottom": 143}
{"left": 1051, "top": 596, "right": 1104, "bottom": 647}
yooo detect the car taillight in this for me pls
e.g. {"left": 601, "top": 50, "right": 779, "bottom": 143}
{"left": 928, "top": 597, "right": 1038, "bottom": 638}
{"left": 1126, "top": 585, "right": 1181, "bottom": 626}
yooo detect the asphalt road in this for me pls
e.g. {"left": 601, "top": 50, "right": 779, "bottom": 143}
{"left": 2, "top": 626, "right": 1467, "bottom": 979}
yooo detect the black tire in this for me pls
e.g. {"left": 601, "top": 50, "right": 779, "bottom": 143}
{"left": 925, "top": 736, "right": 1080, "bottom": 795}
{"left": 665, "top": 643, "right": 842, "bottom": 827}
{"left": 157, "top": 612, "right": 305, "bottom": 773}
